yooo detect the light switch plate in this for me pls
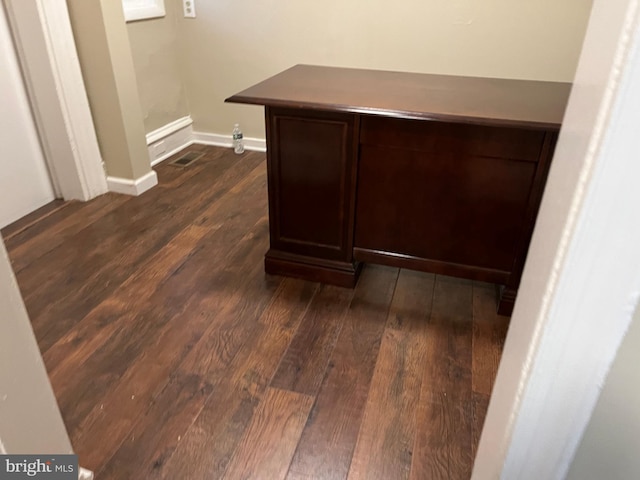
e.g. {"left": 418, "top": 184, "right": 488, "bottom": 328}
{"left": 183, "top": 0, "right": 196, "bottom": 18}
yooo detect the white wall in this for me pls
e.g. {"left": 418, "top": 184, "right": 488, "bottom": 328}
{"left": 127, "top": 0, "right": 190, "bottom": 134}
{"left": 0, "top": 2, "right": 55, "bottom": 228}
{"left": 566, "top": 302, "right": 640, "bottom": 480}
{"left": 0, "top": 235, "right": 73, "bottom": 453}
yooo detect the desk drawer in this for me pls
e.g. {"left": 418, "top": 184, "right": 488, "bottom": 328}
{"left": 360, "top": 115, "right": 545, "bottom": 163}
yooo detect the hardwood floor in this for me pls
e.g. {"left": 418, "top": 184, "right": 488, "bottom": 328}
{"left": 2, "top": 145, "right": 509, "bottom": 480}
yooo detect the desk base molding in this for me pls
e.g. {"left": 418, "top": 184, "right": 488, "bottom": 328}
{"left": 264, "top": 250, "right": 361, "bottom": 288}
{"left": 353, "top": 248, "right": 510, "bottom": 284}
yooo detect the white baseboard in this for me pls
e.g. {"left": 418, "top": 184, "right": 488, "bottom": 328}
{"left": 139, "top": 117, "right": 267, "bottom": 174}
{"left": 146, "top": 116, "right": 193, "bottom": 145}
{"left": 146, "top": 116, "right": 195, "bottom": 167}
{"left": 107, "top": 170, "right": 158, "bottom": 196}
{"left": 150, "top": 139, "right": 196, "bottom": 167}
{"left": 192, "top": 131, "right": 266, "bottom": 152}
{"left": 78, "top": 466, "right": 94, "bottom": 480}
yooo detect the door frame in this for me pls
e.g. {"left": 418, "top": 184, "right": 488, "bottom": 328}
{"left": 3, "top": 0, "right": 107, "bottom": 201}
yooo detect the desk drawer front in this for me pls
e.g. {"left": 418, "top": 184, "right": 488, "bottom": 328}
{"left": 360, "top": 115, "right": 546, "bottom": 163}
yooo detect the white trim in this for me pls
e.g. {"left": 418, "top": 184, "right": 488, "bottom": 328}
{"left": 473, "top": 1, "right": 640, "bottom": 478}
{"left": 78, "top": 467, "right": 94, "bottom": 480}
{"left": 146, "top": 115, "right": 193, "bottom": 145}
{"left": 144, "top": 119, "right": 267, "bottom": 168}
{"left": 192, "top": 131, "right": 267, "bottom": 152}
{"left": 122, "top": 0, "right": 165, "bottom": 22}
{"left": 146, "top": 117, "right": 195, "bottom": 166}
{"left": 107, "top": 170, "right": 158, "bottom": 196}
{"left": 4, "top": 0, "right": 108, "bottom": 201}
{"left": 150, "top": 139, "right": 195, "bottom": 167}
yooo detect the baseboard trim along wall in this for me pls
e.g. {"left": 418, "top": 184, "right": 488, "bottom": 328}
{"left": 146, "top": 116, "right": 193, "bottom": 145}
{"left": 144, "top": 117, "right": 267, "bottom": 170}
{"left": 192, "top": 131, "right": 267, "bottom": 152}
{"left": 146, "top": 116, "right": 195, "bottom": 167}
{"left": 106, "top": 170, "right": 158, "bottom": 196}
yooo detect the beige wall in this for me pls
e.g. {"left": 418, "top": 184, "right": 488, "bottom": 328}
{"left": 127, "top": 0, "right": 190, "bottom": 134}
{"left": 171, "top": 0, "right": 592, "bottom": 138}
{"left": 566, "top": 302, "right": 640, "bottom": 480}
{"left": 66, "top": 0, "right": 151, "bottom": 180}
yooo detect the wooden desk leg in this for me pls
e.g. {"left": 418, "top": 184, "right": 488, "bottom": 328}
{"left": 496, "top": 285, "right": 516, "bottom": 316}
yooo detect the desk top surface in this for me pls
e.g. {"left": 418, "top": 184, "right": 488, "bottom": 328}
{"left": 226, "top": 65, "right": 571, "bottom": 130}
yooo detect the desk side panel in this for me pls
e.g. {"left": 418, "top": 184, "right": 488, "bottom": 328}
{"left": 264, "top": 107, "right": 359, "bottom": 285}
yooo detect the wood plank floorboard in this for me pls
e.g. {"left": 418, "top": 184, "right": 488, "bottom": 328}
{"left": 4, "top": 194, "right": 130, "bottom": 274}
{"left": 347, "top": 270, "right": 434, "bottom": 480}
{"left": 472, "top": 281, "right": 510, "bottom": 397}
{"left": 4, "top": 145, "right": 511, "bottom": 480}
{"left": 222, "top": 387, "right": 314, "bottom": 480}
{"left": 153, "top": 278, "right": 315, "bottom": 479}
{"left": 22, "top": 150, "right": 264, "bottom": 353}
{"left": 472, "top": 392, "right": 490, "bottom": 462}
{"left": 97, "top": 372, "right": 214, "bottom": 480}
{"left": 286, "top": 265, "right": 399, "bottom": 480}
{"left": 411, "top": 276, "right": 474, "bottom": 480}
{"left": 270, "top": 284, "right": 355, "bottom": 396}
{"left": 1, "top": 198, "right": 67, "bottom": 241}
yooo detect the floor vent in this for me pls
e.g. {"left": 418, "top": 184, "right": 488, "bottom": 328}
{"left": 169, "top": 152, "right": 203, "bottom": 168}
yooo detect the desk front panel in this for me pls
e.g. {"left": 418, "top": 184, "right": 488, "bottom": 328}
{"left": 354, "top": 116, "right": 549, "bottom": 283}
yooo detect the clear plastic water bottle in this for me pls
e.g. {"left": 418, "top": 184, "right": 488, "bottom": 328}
{"left": 232, "top": 123, "right": 244, "bottom": 154}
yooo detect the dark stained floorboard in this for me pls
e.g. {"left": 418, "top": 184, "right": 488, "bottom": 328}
{"left": 5, "top": 145, "right": 510, "bottom": 480}
{"left": 411, "top": 276, "right": 474, "bottom": 479}
{"left": 347, "top": 270, "right": 434, "bottom": 480}
{"left": 286, "top": 265, "right": 399, "bottom": 480}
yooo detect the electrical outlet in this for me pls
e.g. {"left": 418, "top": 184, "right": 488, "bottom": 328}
{"left": 183, "top": 0, "right": 196, "bottom": 18}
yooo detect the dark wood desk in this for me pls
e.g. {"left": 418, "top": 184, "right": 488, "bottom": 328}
{"left": 226, "top": 65, "right": 571, "bottom": 315}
